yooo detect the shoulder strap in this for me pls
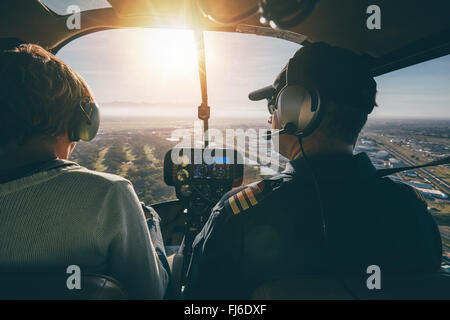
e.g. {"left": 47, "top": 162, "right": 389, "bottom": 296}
{"left": 223, "top": 177, "right": 285, "bottom": 216}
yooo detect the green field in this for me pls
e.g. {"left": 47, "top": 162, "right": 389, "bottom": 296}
{"left": 70, "top": 125, "right": 264, "bottom": 205}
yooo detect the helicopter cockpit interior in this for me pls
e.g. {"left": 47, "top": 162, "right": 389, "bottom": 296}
{"left": 0, "top": 0, "right": 449, "bottom": 300}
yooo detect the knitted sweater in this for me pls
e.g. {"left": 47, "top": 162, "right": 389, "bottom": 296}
{"left": 0, "top": 161, "right": 169, "bottom": 299}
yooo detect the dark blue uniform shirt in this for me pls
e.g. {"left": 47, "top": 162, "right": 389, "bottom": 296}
{"left": 184, "top": 153, "right": 442, "bottom": 299}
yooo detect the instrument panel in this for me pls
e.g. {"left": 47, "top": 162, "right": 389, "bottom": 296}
{"left": 164, "top": 148, "right": 244, "bottom": 203}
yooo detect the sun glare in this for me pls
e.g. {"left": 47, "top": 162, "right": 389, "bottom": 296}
{"left": 113, "top": 28, "right": 201, "bottom": 104}
{"left": 141, "top": 29, "right": 197, "bottom": 77}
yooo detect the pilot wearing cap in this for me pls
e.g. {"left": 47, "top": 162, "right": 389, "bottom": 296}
{"left": 184, "top": 43, "right": 442, "bottom": 299}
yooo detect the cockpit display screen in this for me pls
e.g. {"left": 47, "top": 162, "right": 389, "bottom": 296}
{"left": 192, "top": 157, "right": 231, "bottom": 180}
{"left": 163, "top": 148, "right": 243, "bottom": 187}
{"left": 213, "top": 156, "right": 230, "bottom": 164}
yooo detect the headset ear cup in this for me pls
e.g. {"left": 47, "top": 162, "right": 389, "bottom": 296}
{"left": 78, "top": 103, "right": 100, "bottom": 142}
{"left": 277, "top": 85, "right": 322, "bottom": 137}
{"left": 69, "top": 102, "right": 100, "bottom": 142}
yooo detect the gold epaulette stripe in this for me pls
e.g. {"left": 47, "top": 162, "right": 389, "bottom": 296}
{"left": 228, "top": 196, "right": 240, "bottom": 214}
{"left": 236, "top": 191, "right": 249, "bottom": 210}
{"left": 244, "top": 187, "right": 258, "bottom": 206}
{"left": 252, "top": 181, "right": 265, "bottom": 194}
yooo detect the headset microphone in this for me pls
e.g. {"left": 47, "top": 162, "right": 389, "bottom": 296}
{"left": 262, "top": 122, "right": 297, "bottom": 140}
{"left": 262, "top": 128, "right": 285, "bottom": 140}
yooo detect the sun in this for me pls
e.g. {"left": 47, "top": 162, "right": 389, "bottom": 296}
{"left": 141, "top": 29, "right": 198, "bottom": 77}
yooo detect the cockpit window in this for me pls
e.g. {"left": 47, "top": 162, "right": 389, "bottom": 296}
{"left": 360, "top": 55, "right": 450, "bottom": 257}
{"left": 57, "top": 29, "right": 299, "bottom": 204}
{"left": 57, "top": 29, "right": 449, "bottom": 257}
{"left": 39, "top": 0, "right": 111, "bottom": 15}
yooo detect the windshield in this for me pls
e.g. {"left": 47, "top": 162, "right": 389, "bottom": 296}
{"left": 57, "top": 29, "right": 449, "bottom": 257}
{"left": 58, "top": 29, "right": 300, "bottom": 203}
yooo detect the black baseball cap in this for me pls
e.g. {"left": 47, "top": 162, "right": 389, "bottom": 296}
{"left": 249, "top": 42, "right": 377, "bottom": 114}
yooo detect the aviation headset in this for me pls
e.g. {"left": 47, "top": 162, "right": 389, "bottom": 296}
{"left": 270, "top": 45, "right": 375, "bottom": 139}
{"left": 68, "top": 97, "right": 100, "bottom": 142}
{"left": 272, "top": 56, "right": 324, "bottom": 138}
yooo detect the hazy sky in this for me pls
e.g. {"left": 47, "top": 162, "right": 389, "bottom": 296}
{"left": 57, "top": 28, "right": 450, "bottom": 121}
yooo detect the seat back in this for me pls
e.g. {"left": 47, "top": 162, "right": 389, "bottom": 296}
{"left": 0, "top": 273, "right": 126, "bottom": 300}
{"left": 252, "top": 270, "right": 450, "bottom": 300}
